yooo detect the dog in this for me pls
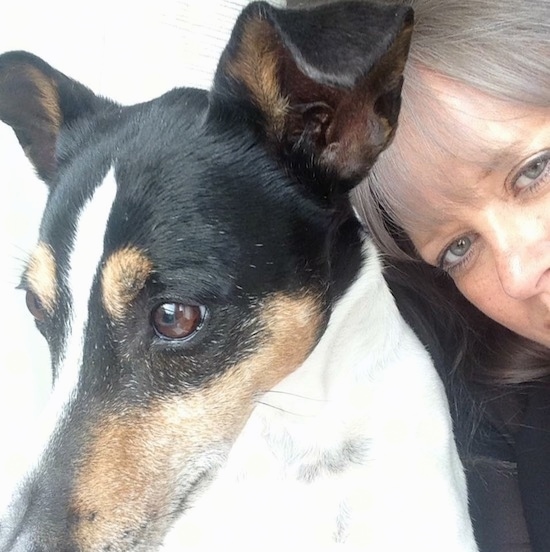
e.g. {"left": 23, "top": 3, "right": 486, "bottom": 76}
{"left": 0, "top": 1, "right": 479, "bottom": 549}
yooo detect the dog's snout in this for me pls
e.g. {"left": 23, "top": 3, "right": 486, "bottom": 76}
{"left": 0, "top": 478, "right": 74, "bottom": 552}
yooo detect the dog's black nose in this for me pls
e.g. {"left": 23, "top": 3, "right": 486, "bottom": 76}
{"left": 0, "top": 479, "right": 77, "bottom": 552}
{"left": 0, "top": 529, "right": 44, "bottom": 552}
{"left": 0, "top": 495, "right": 36, "bottom": 552}
{"left": 0, "top": 493, "right": 28, "bottom": 552}
{"left": 0, "top": 519, "right": 75, "bottom": 552}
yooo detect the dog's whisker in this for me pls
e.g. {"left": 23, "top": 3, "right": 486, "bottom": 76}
{"left": 254, "top": 400, "right": 315, "bottom": 418}
{"left": 261, "top": 389, "right": 326, "bottom": 403}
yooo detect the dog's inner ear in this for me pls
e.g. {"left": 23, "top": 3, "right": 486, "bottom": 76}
{"left": 0, "top": 52, "right": 102, "bottom": 184}
{"left": 213, "top": 2, "right": 413, "bottom": 188}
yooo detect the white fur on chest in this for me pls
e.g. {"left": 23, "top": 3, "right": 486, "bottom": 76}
{"left": 162, "top": 240, "right": 478, "bottom": 550}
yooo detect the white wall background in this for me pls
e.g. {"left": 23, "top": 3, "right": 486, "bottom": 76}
{"left": 0, "top": 0, "right": 283, "bottom": 504}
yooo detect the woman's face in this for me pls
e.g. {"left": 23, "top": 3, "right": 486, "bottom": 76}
{"left": 397, "top": 74, "right": 550, "bottom": 348}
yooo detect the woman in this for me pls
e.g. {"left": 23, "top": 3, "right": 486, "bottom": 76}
{"left": 349, "top": 0, "right": 550, "bottom": 550}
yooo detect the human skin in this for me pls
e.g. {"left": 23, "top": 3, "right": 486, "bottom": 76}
{"left": 394, "top": 72, "right": 550, "bottom": 348}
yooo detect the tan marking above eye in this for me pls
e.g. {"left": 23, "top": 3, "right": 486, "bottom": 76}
{"left": 101, "top": 247, "right": 153, "bottom": 320}
{"left": 26, "top": 242, "right": 57, "bottom": 315}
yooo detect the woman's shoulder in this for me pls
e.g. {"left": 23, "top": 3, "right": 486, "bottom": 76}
{"left": 515, "top": 381, "right": 550, "bottom": 552}
{"left": 468, "top": 381, "right": 550, "bottom": 552}
{"left": 467, "top": 389, "right": 529, "bottom": 551}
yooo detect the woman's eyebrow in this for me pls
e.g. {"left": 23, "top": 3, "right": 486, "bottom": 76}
{"left": 402, "top": 212, "right": 454, "bottom": 255}
{"left": 475, "top": 142, "right": 527, "bottom": 176}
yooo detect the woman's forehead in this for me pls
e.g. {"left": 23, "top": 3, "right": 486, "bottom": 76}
{"left": 404, "top": 71, "right": 537, "bottom": 170}
{"left": 390, "top": 71, "right": 549, "bottom": 229}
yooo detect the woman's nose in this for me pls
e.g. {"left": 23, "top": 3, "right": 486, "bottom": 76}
{"left": 490, "top": 210, "right": 550, "bottom": 300}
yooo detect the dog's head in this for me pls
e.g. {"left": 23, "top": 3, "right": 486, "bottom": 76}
{"left": 0, "top": 2, "right": 412, "bottom": 550}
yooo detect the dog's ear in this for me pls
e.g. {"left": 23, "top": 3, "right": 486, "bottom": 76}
{"left": 212, "top": 0, "right": 413, "bottom": 190}
{"left": 0, "top": 51, "right": 107, "bottom": 185}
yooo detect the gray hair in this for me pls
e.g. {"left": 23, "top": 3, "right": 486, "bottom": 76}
{"left": 352, "top": 0, "right": 550, "bottom": 259}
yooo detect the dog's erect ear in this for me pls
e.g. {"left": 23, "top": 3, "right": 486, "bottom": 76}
{"left": 0, "top": 51, "right": 106, "bottom": 184}
{"left": 212, "top": 1, "right": 413, "bottom": 189}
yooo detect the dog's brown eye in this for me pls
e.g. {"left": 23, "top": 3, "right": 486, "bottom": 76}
{"left": 25, "top": 290, "right": 46, "bottom": 322}
{"left": 151, "top": 303, "right": 206, "bottom": 340}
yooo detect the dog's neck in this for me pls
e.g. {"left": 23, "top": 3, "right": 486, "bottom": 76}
{"left": 240, "top": 237, "right": 408, "bottom": 461}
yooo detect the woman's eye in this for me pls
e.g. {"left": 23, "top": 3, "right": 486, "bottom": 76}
{"left": 439, "top": 236, "right": 473, "bottom": 271}
{"left": 512, "top": 151, "right": 550, "bottom": 191}
{"left": 151, "top": 303, "right": 206, "bottom": 341}
{"left": 25, "top": 290, "right": 46, "bottom": 322}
